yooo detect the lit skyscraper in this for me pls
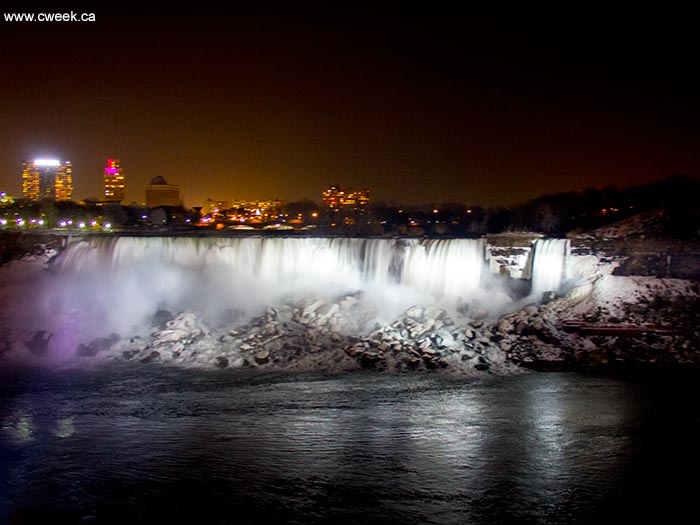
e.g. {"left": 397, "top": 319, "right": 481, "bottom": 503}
{"left": 103, "top": 158, "right": 126, "bottom": 202}
{"left": 21, "top": 159, "right": 73, "bottom": 201}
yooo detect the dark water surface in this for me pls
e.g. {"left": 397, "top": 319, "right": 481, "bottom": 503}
{"left": 1, "top": 365, "right": 699, "bottom": 524}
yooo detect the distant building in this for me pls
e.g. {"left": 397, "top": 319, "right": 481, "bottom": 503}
{"left": 103, "top": 158, "right": 126, "bottom": 202}
{"left": 227, "top": 199, "right": 284, "bottom": 223}
{"left": 0, "top": 191, "right": 14, "bottom": 205}
{"left": 203, "top": 198, "right": 230, "bottom": 217}
{"left": 21, "top": 158, "right": 73, "bottom": 201}
{"left": 322, "top": 184, "right": 370, "bottom": 211}
{"left": 145, "top": 176, "right": 181, "bottom": 208}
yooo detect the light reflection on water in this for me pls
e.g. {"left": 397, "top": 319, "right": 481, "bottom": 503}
{"left": 1, "top": 367, "right": 699, "bottom": 524}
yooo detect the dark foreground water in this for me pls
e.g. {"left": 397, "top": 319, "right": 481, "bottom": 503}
{"left": 1, "top": 366, "right": 699, "bottom": 524}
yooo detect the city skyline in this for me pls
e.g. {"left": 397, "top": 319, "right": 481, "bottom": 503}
{"left": 1, "top": 7, "right": 698, "bottom": 207}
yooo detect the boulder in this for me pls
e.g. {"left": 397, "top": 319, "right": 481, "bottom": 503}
{"left": 254, "top": 350, "right": 270, "bottom": 364}
{"left": 424, "top": 306, "right": 446, "bottom": 321}
{"left": 77, "top": 335, "right": 120, "bottom": 357}
{"left": 140, "top": 350, "right": 160, "bottom": 364}
{"left": 433, "top": 329, "right": 455, "bottom": 347}
{"left": 497, "top": 320, "right": 514, "bottom": 334}
{"left": 345, "top": 344, "right": 365, "bottom": 357}
{"left": 25, "top": 331, "right": 52, "bottom": 356}
{"left": 266, "top": 306, "right": 278, "bottom": 317}
{"left": 405, "top": 306, "right": 425, "bottom": 321}
{"left": 316, "top": 302, "right": 339, "bottom": 317}
{"left": 541, "top": 291, "right": 558, "bottom": 304}
{"left": 403, "top": 357, "right": 421, "bottom": 369}
{"left": 76, "top": 343, "right": 98, "bottom": 357}
{"left": 302, "top": 299, "right": 326, "bottom": 318}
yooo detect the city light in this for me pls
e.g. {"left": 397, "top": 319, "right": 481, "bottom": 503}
{"left": 33, "top": 159, "right": 60, "bottom": 166}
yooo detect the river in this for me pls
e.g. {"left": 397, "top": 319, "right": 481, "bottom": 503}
{"left": 1, "top": 366, "right": 699, "bottom": 524}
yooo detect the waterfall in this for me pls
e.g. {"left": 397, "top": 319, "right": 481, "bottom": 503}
{"left": 54, "top": 236, "right": 485, "bottom": 297}
{"left": 2, "top": 235, "right": 577, "bottom": 358}
{"left": 530, "top": 238, "right": 570, "bottom": 300}
{"left": 42, "top": 237, "right": 487, "bottom": 336}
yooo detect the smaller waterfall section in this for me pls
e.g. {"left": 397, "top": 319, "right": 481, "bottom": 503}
{"left": 530, "top": 239, "right": 570, "bottom": 301}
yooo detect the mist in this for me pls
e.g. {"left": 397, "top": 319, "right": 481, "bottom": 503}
{"left": 0, "top": 236, "right": 569, "bottom": 360}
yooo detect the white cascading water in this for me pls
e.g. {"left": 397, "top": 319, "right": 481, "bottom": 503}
{"left": 529, "top": 238, "right": 570, "bottom": 300}
{"left": 31, "top": 237, "right": 487, "bottom": 346}
{"left": 54, "top": 236, "right": 486, "bottom": 297}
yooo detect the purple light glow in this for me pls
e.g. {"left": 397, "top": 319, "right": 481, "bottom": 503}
{"left": 104, "top": 168, "right": 119, "bottom": 174}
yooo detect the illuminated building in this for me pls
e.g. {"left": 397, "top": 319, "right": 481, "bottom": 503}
{"left": 227, "top": 199, "right": 284, "bottom": 223}
{"left": 21, "top": 159, "right": 73, "bottom": 201}
{"left": 103, "top": 158, "right": 126, "bottom": 202}
{"left": 322, "top": 185, "right": 370, "bottom": 211}
{"left": 145, "top": 176, "right": 181, "bottom": 207}
{"left": 203, "top": 198, "right": 230, "bottom": 217}
{"left": 0, "top": 191, "right": 14, "bottom": 205}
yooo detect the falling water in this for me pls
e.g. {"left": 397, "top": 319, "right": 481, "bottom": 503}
{"left": 38, "top": 237, "right": 487, "bottom": 339}
{"left": 529, "top": 238, "right": 570, "bottom": 300}
{"left": 54, "top": 236, "right": 485, "bottom": 297}
{"left": 0, "top": 235, "right": 580, "bottom": 359}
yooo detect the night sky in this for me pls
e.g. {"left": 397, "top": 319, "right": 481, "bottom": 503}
{"left": 1, "top": 6, "right": 698, "bottom": 207}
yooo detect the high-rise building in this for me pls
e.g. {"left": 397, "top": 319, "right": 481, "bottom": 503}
{"left": 322, "top": 184, "right": 370, "bottom": 210}
{"left": 103, "top": 158, "right": 126, "bottom": 202}
{"left": 145, "top": 176, "right": 181, "bottom": 207}
{"left": 21, "top": 159, "right": 73, "bottom": 201}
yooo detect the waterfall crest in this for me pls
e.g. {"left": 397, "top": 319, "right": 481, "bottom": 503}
{"left": 54, "top": 236, "right": 486, "bottom": 300}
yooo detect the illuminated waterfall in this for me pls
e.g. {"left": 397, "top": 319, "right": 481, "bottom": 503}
{"left": 530, "top": 238, "right": 570, "bottom": 300}
{"left": 46, "top": 237, "right": 487, "bottom": 335}
{"left": 55, "top": 236, "right": 485, "bottom": 298}
{"left": 3, "top": 236, "right": 577, "bottom": 357}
